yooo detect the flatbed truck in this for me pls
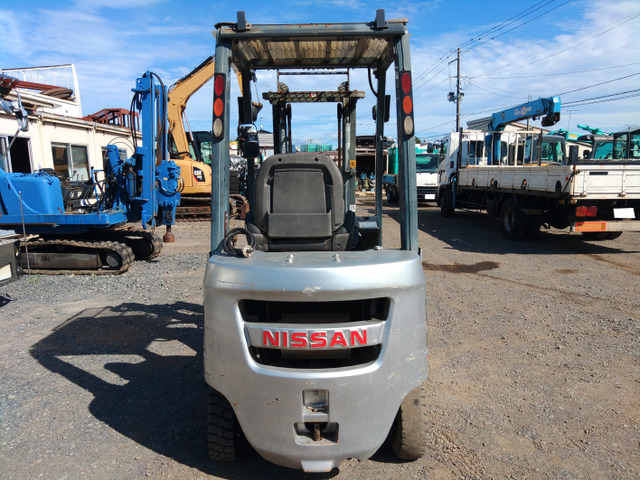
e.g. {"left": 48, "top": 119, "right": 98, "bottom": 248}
{"left": 436, "top": 127, "right": 640, "bottom": 240}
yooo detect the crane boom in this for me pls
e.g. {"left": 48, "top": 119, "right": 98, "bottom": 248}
{"left": 489, "top": 96, "right": 561, "bottom": 132}
{"left": 488, "top": 96, "right": 561, "bottom": 164}
{"left": 168, "top": 56, "right": 216, "bottom": 162}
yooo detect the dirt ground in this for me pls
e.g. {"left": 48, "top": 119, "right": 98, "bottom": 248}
{"left": 1, "top": 199, "right": 639, "bottom": 479}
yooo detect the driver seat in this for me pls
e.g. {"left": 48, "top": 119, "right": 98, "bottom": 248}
{"left": 246, "top": 153, "right": 354, "bottom": 251}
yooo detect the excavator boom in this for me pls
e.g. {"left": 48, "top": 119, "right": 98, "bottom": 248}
{"left": 167, "top": 56, "right": 251, "bottom": 203}
{"left": 168, "top": 56, "right": 216, "bottom": 162}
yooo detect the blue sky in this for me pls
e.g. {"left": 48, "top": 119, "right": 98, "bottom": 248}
{"left": 1, "top": 0, "right": 638, "bottom": 145}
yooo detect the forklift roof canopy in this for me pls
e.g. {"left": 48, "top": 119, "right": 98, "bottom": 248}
{"left": 215, "top": 15, "right": 408, "bottom": 72}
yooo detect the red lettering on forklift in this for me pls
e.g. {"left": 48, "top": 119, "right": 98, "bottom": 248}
{"left": 263, "top": 330, "right": 279, "bottom": 347}
{"left": 329, "top": 331, "right": 348, "bottom": 347}
{"left": 261, "top": 329, "right": 369, "bottom": 348}
{"left": 290, "top": 331, "right": 308, "bottom": 348}
{"left": 310, "top": 332, "right": 327, "bottom": 348}
{"left": 350, "top": 329, "right": 367, "bottom": 346}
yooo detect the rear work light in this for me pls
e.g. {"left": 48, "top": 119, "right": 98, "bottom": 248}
{"left": 576, "top": 206, "right": 598, "bottom": 217}
{"left": 399, "top": 71, "right": 414, "bottom": 137}
{"left": 212, "top": 73, "right": 226, "bottom": 141}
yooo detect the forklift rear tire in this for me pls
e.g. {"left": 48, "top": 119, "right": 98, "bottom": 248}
{"left": 207, "top": 388, "right": 238, "bottom": 461}
{"left": 390, "top": 385, "right": 428, "bottom": 460}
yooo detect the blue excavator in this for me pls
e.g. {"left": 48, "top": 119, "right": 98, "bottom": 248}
{"left": 0, "top": 72, "right": 180, "bottom": 274}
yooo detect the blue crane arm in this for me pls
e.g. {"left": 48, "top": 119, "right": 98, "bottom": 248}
{"left": 487, "top": 96, "right": 561, "bottom": 164}
{"left": 489, "top": 96, "right": 561, "bottom": 132}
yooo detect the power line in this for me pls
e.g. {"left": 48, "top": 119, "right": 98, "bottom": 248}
{"left": 457, "top": 0, "right": 556, "bottom": 49}
{"left": 412, "top": 54, "right": 453, "bottom": 90}
{"left": 563, "top": 88, "right": 640, "bottom": 107}
{"left": 414, "top": 77, "right": 451, "bottom": 98}
{"left": 473, "top": 61, "right": 640, "bottom": 80}
{"left": 555, "top": 72, "right": 640, "bottom": 96}
{"left": 474, "top": 11, "right": 640, "bottom": 78}
{"left": 415, "top": 118, "right": 456, "bottom": 134}
{"left": 468, "top": 79, "right": 526, "bottom": 99}
{"left": 412, "top": 1, "right": 569, "bottom": 92}
{"left": 468, "top": 0, "right": 573, "bottom": 51}
{"left": 413, "top": 65, "right": 449, "bottom": 92}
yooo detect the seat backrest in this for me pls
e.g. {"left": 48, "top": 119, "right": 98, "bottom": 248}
{"left": 249, "top": 152, "right": 348, "bottom": 250}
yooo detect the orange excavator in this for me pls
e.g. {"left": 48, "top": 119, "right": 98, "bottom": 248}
{"left": 168, "top": 56, "right": 259, "bottom": 218}
{"left": 167, "top": 56, "right": 215, "bottom": 201}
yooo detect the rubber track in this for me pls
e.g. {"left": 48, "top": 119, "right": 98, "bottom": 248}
{"left": 118, "top": 229, "right": 163, "bottom": 260}
{"left": 22, "top": 238, "right": 135, "bottom": 275}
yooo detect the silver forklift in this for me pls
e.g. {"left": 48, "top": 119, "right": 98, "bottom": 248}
{"left": 203, "top": 10, "right": 428, "bottom": 472}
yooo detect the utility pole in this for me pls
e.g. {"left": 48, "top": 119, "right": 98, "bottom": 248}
{"left": 456, "top": 48, "right": 461, "bottom": 131}
{"left": 447, "top": 48, "right": 463, "bottom": 131}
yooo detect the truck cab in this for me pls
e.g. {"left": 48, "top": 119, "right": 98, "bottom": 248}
{"left": 416, "top": 147, "right": 440, "bottom": 201}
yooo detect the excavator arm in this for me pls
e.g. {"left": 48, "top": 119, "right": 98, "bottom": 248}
{"left": 167, "top": 56, "right": 249, "bottom": 162}
{"left": 168, "top": 56, "right": 216, "bottom": 162}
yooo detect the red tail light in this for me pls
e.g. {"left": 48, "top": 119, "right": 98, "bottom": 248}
{"left": 576, "top": 206, "right": 598, "bottom": 217}
{"left": 212, "top": 73, "right": 226, "bottom": 141}
{"left": 399, "top": 71, "right": 414, "bottom": 137}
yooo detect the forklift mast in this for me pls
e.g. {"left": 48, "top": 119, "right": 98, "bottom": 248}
{"left": 209, "top": 10, "right": 419, "bottom": 253}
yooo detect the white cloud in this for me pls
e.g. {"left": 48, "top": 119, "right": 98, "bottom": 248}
{"left": 3, "top": 0, "right": 637, "bottom": 143}
{"left": 408, "top": 0, "right": 640, "bottom": 138}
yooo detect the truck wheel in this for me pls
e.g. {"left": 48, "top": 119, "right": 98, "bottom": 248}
{"left": 501, "top": 199, "right": 527, "bottom": 240}
{"left": 390, "top": 385, "right": 428, "bottom": 460}
{"left": 207, "top": 388, "right": 238, "bottom": 461}
{"left": 440, "top": 189, "right": 455, "bottom": 217}
{"left": 525, "top": 220, "right": 541, "bottom": 240}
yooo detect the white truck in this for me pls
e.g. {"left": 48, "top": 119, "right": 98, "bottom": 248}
{"left": 436, "top": 127, "right": 640, "bottom": 240}
{"left": 384, "top": 144, "right": 440, "bottom": 203}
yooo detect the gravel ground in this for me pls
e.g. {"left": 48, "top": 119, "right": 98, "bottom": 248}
{"left": 1, "top": 200, "right": 639, "bottom": 479}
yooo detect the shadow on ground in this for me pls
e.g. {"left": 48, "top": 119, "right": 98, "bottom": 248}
{"left": 383, "top": 203, "right": 639, "bottom": 256}
{"left": 0, "top": 294, "right": 12, "bottom": 308}
{"left": 29, "top": 301, "right": 344, "bottom": 480}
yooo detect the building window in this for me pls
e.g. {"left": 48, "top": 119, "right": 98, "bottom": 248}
{"left": 101, "top": 146, "right": 128, "bottom": 163}
{"left": 51, "top": 143, "right": 90, "bottom": 180}
{"left": 1, "top": 135, "right": 31, "bottom": 173}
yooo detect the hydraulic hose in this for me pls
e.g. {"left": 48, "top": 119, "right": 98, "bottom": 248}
{"left": 222, "top": 227, "right": 256, "bottom": 257}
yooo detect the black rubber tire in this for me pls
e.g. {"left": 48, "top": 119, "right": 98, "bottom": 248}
{"left": 524, "top": 220, "right": 541, "bottom": 240}
{"left": 606, "top": 232, "right": 622, "bottom": 240}
{"left": 390, "top": 385, "right": 428, "bottom": 460}
{"left": 440, "top": 188, "right": 455, "bottom": 217}
{"left": 501, "top": 199, "right": 527, "bottom": 240}
{"left": 207, "top": 388, "right": 238, "bottom": 461}
{"left": 581, "top": 232, "right": 609, "bottom": 241}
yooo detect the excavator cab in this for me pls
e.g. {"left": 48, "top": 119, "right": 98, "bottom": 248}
{"left": 203, "top": 11, "right": 428, "bottom": 472}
